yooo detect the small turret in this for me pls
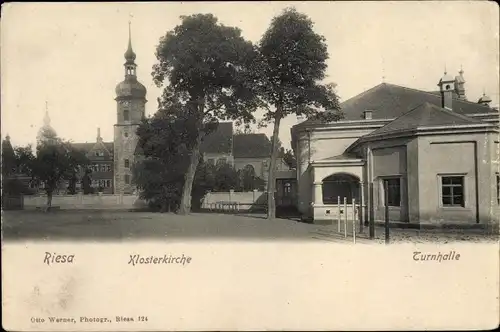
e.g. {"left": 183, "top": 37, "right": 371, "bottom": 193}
{"left": 477, "top": 92, "right": 492, "bottom": 107}
{"left": 438, "top": 69, "right": 455, "bottom": 110}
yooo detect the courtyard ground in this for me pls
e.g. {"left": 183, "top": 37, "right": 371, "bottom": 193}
{"left": 2, "top": 210, "right": 498, "bottom": 243}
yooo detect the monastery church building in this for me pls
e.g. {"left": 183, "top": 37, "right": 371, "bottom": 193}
{"left": 291, "top": 69, "right": 499, "bottom": 226}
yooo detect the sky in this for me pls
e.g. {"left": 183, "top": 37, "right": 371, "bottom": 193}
{"left": 2, "top": 1, "right": 499, "bottom": 150}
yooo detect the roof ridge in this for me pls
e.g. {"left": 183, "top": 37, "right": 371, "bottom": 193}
{"left": 340, "top": 83, "right": 386, "bottom": 106}
{"left": 385, "top": 83, "right": 493, "bottom": 109}
{"left": 430, "top": 103, "right": 484, "bottom": 124}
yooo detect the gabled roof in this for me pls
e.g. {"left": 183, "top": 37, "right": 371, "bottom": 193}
{"left": 233, "top": 133, "right": 272, "bottom": 158}
{"left": 301, "top": 83, "right": 496, "bottom": 126}
{"left": 361, "top": 102, "right": 485, "bottom": 139}
{"left": 200, "top": 122, "right": 233, "bottom": 154}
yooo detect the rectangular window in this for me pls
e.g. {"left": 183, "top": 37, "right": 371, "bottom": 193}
{"left": 123, "top": 110, "right": 130, "bottom": 121}
{"left": 124, "top": 174, "right": 130, "bottom": 184}
{"left": 106, "top": 164, "right": 112, "bottom": 172}
{"left": 217, "top": 158, "right": 227, "bottom": 165}
{"left": 207, "top": 158, "right": 215, "bottom": 165}
{"left": 106, "top": 180, "right": 111, "bottom": 188}
{"left": 100, "top": 164, "right": 107, "bottom": 172}
{"left": 124, "top": 159, "right": 130, "bottom": 168}
{"left": 441, "top": 176, "right": 464, "bottom": 207}
{"left": 382, "top": 178, "right": 401, "bottom": 207}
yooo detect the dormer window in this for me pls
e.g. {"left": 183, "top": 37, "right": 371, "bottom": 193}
{"left": 363, "top": 110, "right": 373, "bottom": 120}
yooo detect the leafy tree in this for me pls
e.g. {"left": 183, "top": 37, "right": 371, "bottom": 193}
{"left": 134, "top": 105, "right": 191, "bottom": 212}
{"left": 283, "top": 149, "right": 297, "bottom": 169}
{"left": 152, "top": 13, "right": 261, "bottom": 214}
{"left": 31, "top": 139, "right": 89, "bottom": 210}
{"left": 14, "top": 145, "right": 36, "bottom": 176}
{"left": 1, "top": 137, "right": 30, "bottom": 197}
{"left": 213, "top": 163, "right": 239, "bottom": 191}
{"left": 81, "top": 169, "right": 93, "bottom": 195}
{"left": 255, "top": 7, "right": 342, "bottom": 218}
{"left": 2, "top": 136, "right": 17, "bottom": 178}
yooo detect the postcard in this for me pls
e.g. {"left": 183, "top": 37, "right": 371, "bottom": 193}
{"left": 2, "top": 1, "right": 499, "bottom": 330}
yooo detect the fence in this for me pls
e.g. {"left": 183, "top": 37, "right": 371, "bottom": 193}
{"left": 201, "top": 190, "right": 267, "bottom": 212}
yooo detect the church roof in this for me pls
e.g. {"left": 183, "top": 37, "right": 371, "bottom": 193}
{"left": 115, "top": 77, "right": 147, "bottom": 99}
{"left": 233, "top": 133, "right": 272, "bottom": 158}
{"left": 360, "top": 102, "right": 484, "bottom": 139}
{"left": 199, "top": 122, "right": 276, "bottom": 158}
{"left": 299, "top": 83, "right": 496, "bottom": 126}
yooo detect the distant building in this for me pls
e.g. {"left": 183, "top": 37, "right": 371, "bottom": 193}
{"left": 291, "top": 69, "right": 499, "bottom": 226}
{"left": 71, "top": 128, "right": 114, "bottom": 194}
{"left": 200, "top": 122, "right": 289, "bottom": 183}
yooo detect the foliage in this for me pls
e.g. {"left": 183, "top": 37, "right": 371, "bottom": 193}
{"left": 282, "top": 149, "right": 297, "bottom": 169}
{"left": 14, "top": 145, "right": 36, "bottom": 176}
{"left": 254, "top": 7, "right": 342, "bottom": 218}
{"left": 213, "top": 163, "right": 239, "bottom": 191}
{"left": 134, "top": 107, "right": 191, "bottom": 212}
{"left": 30, "top": 139, "right": 89, "bottom": 207}
{"left": 238, "top": 165, "right": 265, "bottom": 191}
{"left": 152, "top": 13, "right": 262, "bottom": 214}
{"left": 1, "top": 138, "right": 17, "bottom": 178}
{"left": 81, "top": 169, "right": 93, "bottom": 195}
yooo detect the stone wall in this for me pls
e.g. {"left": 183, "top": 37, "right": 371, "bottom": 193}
{"left": 23, "top": 194, "right": 147, "bottom": 210}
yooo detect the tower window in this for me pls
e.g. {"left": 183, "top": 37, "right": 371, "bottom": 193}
{"left": 124, "top": 159, "right": 130, "bottom": 168}
{"left": 123, "top": 109, "right": 129, "bottom": 121}
{"left": 124, "top": 132, "right": 129, "bottom": 138}
{"left": 124, "top": 174, "right": 130, "bottom": 184}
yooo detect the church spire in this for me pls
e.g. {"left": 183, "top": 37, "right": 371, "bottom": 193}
{"left": 43, "top": 101, "right": 51, "bottom": 126}
{"left": 124, "top": 20, "right": 136, "bottom": 65}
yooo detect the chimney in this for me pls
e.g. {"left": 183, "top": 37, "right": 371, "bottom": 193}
{"left": 97, "top": 127, "right": 102, "bottom": 142}
{"left": 438, "top": 71, "right": 455, "bottom": 110}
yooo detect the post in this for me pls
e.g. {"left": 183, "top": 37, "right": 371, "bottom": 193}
{"left": 343, "top": 197, "right": 347, "bottom": 238}
{"left": 352, "top": 198, "right": 356, "bottom": 244}
{"left": 337, "top": 196, "right": 341, "bottom": 233}
{"left": 359, "top": 181, "right": 365, "bottom": 234}
{"left": 369, "top": 183, "right": 375, "bottom": 239}
{"left": 384, "top": 180, "right": 390, "bottom": 244}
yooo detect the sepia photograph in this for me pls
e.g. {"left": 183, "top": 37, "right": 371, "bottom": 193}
{"left": 2, "top": 1, "right": 499, "bottom": 330}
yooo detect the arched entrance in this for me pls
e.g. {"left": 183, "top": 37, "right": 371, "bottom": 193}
{"left": 322, "top": 173, "right": 360, "bottom": 204}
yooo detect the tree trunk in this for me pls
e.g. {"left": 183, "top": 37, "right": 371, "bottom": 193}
{"left": 179, "top": 134, "right": 203, "bottom": 215}
{"left": 266, "top": 113, "right": 282, "bottom": 219}
{"left": 46, "top": 190, "right": 53, "bottom": 212}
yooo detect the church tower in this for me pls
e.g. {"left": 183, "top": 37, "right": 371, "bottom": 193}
{"left": 114, "top": 22, "right": 147, "bottom": 194}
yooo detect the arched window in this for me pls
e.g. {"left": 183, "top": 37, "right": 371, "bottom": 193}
{"left": 322, "top": 173, "right": 360, "bottom": 204}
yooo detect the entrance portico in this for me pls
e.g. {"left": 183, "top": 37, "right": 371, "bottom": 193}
{"left": 310, "top": 155, "right": 365, "bottom": 224}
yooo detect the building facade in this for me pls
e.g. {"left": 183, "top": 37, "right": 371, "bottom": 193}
{"left": 291, "top": 70, "right": 499, "bottom": 226}
{"left": 200, "top": 122, "right": 290, "bottom": 182}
